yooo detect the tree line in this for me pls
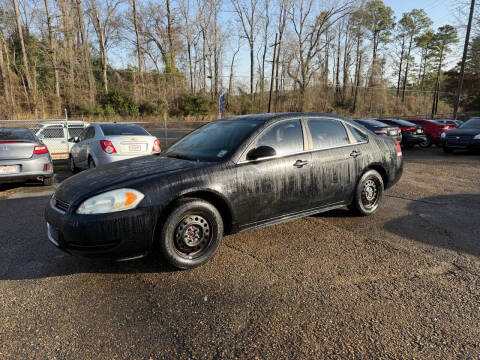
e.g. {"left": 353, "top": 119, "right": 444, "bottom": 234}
{"left": 0, "top": 0, "right": 478, "bottom": 120}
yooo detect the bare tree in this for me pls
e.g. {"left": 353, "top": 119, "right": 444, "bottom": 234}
{"left": 12, "top": 0, "right": 32, "bottom": 94}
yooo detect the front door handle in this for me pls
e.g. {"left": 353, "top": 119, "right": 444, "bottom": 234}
{"left": 350, "top": 150, "right": 361, "bottom": 158}
{"left": 294, "top": 160, "right": 309, "bottom": 168}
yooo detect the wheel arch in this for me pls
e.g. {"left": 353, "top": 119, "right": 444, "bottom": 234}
{"left": 364, "top": 164, "right": 389, "bottom": 189}
{"left": 160, "top": 190, "right": 234, "bottom": 235}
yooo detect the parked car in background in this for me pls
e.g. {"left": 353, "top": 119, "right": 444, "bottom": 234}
{"left": 434, "top": 119, "right": 463, "bottom": 127}
{"left": 354, "top": 119, "right": 402, "bottom": 142}
{"left": 68, "top": 123, "right": 161, "bottom": 171}
{"left": 408, "top": 119, "right": 456, "bottom": 148}
{"left": 32, "top": 120, "right": 89, "bottom": 159}
{"left": 441, "top": 117, "right": 480, "bottom": 153}
{"left": 377, "top": 119, "right": 427, "bottom": 148}
{"left": 46, "top": 113, "right": 403, "bottom": 269}
{"left": 0, "top": 127, "right": 53, "bottom": 185}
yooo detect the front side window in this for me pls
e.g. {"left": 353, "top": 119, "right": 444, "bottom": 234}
{"left": 252, "top": 120, "right": 304, "bottom": 156}
{"left": 68, "top": 127, "right": 84, "bottom": 138}
{"left": 306, "top": 119, "right": 349, "bottom": 150}
{"left": 41, "top": 127, "right": 64, "bottom": 139}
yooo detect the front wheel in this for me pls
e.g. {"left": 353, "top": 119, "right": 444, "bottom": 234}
{"left": 349, "top": 170, "right": 384, "bottom": 216}
{"left": 159, "top": 198, "right": 224, "bottom": 269}
{"left": 69, "top": 155, "right": 79, "bottom": 173}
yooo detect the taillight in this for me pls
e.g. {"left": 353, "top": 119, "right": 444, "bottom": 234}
{"left": 100, "top": 140, "right": 117, "bottom": 154}
{"left": 399, "top": 126, "right": 416, "bottom": 131}
{"left": 394, "top": 139, "right": 402, "bottom": 156}
{"left": 33, "top": 145, "right": 49, "bottom": 154}
{"left": 152, "top": 139, "right": 161, "bottom": 153}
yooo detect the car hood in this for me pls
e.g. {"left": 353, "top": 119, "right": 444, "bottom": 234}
{"left": 55, "top": 155, "right": 204, "bottom": 203}
{"left": 445, "top": 128, "right": 480, "bottom": 136}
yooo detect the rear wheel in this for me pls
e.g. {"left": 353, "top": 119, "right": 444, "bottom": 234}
{"left": 43, "top": 177, "right": 53, "bottom": 186}
{"left": 69, "top": 155, "right": 78, "bottom": 173}
{"left": 349, "top": 169, "right": 384, "bottom": 216}
{"left": 419, "top": 135, "right": 432, "bottom": 148}
{"left": 88, "top": 156, "right": 96, "bottom": 169}
{"left": 443, "top": 146, "right": 454, "bottom": 153}
{"left": 159, "top": 198, "right": 223, "bottom": 269}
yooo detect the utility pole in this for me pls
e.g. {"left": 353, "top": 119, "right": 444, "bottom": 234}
{"left": 453, "top": 0, "right": 476, "bottom": 120}
{"left": 268, "top": 33, "right": 278, "bottom": 113}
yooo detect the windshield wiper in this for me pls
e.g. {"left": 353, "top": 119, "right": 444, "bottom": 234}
{"left": 165, "top": 153, "right": 196, "bottom": 161}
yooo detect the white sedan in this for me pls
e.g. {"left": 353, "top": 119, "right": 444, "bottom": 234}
{"left": 68, "top": 123, "right": 161, "bottom": 171}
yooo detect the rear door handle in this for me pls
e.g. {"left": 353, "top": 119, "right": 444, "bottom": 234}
{"left": 350, "top": 150, "right": 361, "bottom": 158}
{"left": 294, "top": 160, "right": 309, "bottom": 168}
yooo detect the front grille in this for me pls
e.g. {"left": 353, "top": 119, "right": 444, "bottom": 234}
{"left": 55, "top": 198, "right": 70, "bottom": 212}
{"left": 447, "top": 135, "right": 473, "bottom": 140}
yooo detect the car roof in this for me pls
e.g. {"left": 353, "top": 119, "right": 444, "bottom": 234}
{"left": 38, "top": 120, "right": 87, "bottom": 126}
{"left": 218, "top": 112, "right": 348, "bottom": 124}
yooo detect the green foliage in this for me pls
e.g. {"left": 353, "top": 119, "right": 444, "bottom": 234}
{"left": 99, "top": 91, "right": 138, "bottom": 117}
{"left": 363, "top": 0, "right": 395, "bottom": 47}
{"left": 178, "top": 93, "right": 213, "bottom": 117}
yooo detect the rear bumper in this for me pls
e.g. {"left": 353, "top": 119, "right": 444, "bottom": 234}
{"left": 44, "top": 199, "right": 158, "bottom": 260}
{"left": 403, "top": 134, "right": 426, "bottom": 145}
{"left": 94, "top": 152, "right": 152, "bottom": 166}
{"left": 0, "top": 155, "right": 53, "bottom": 183}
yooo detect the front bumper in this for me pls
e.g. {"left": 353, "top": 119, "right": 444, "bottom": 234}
{"left": 44, "top": 200, "right": 158, "bottom": 260}
{"left": 444, "top": 138, "right": 480, "bottom": 150}
{"left": 0, "top": 155, "right": 53, "bottom": 183}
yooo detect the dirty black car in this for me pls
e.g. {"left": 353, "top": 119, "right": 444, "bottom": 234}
{"left": 45, "top": 113, "right": 403, "bottom": 269}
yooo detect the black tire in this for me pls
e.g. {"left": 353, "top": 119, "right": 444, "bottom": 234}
{"left": 419, "top": 136, "right": 432, "bottom": 148}
{"left": 349, "top": 169, "right": 384, "bottom": 216}
{"left": 160, "top": 198, "right": 223, "bottom": 269}
{"left": 443, "top": 146, "right": 454, "bottom": 153}
{"left": 43, "top": 177, "right": 53, "bottom": 186}
{"left": 88, "top": 156, "right": 96, "bottom": 169}
{"left": 69, "top": 155, "right": 79, "bottom": 173}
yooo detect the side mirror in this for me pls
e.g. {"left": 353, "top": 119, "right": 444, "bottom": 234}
{"left": 246, "top": 145, "right": 276, "bottom": 161}
{"left": 68, "top": 137, "right": 79, "bottom": 143}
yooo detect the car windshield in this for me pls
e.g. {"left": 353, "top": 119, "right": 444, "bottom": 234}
{"left": 459, "top": 118, "right": 480, "bottom": 129}
{"left": 100, "top": 123, "right": 150, "bottom": 136}
{"left": 0, "top": 128, "right": 36, "bottom": 141}
{"left": 166, "top": 119, "right": 263, "bottom": 162}
{"left": 357, "top": 119, "right": 389, "bottom": 127}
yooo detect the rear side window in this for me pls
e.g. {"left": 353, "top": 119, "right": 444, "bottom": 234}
{"left": 254, "top": 120, "right": 304, "bottom": 155}
{"left": 347, "top": 125, "right": 368, "bottom": 143}
{"left": 306, "top": 119, "right": 349, "bottom": 150}
{"left": 68, "top": 127, "right": 84, "bottom": 138}
{"left": 41, "top": 127, "right": 64, "bottom": 139}
{"left": 100, "top": 124, "right": 149, "bottom": 136}
{"left": 0, "top": 128, "right": 36, "bottom": 141}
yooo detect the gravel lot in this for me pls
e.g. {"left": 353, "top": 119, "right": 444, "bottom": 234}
{"left": 1, "top": 148, "right": 479, "bottom": 359}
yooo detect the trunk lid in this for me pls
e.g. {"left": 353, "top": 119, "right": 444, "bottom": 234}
{"left": 108, "top": 136, "right": 152, "bottom": 156}
{"left": 0, "top": 141, "right": 34, "bottom": 160}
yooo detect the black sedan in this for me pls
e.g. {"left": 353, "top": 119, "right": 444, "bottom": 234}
{"left": 441, "top": 117, "right": 480, "bottom": 153}
{"left": 377, "top": 119, "right": 426, "bottom": 147}
{"left": 45, "top": 113, "right": 403, "bottom": 269}
{"left": 354, "top": 119, "right": 402, "bottom": 142}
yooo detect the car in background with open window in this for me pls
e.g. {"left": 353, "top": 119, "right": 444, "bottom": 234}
{"left": 68, "top": 123, "right": 161, "bottom": 172}
{"left": 32, "top": 121, "right": 89, "bottom": 159}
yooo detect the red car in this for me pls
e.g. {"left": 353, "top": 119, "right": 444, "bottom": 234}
{"left": 408, "top": 119, "right": 456, "bottom": 147}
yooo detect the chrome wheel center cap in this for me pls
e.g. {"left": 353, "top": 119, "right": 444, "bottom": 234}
{"left": 183, "top": 225, "right": 202, "bottom": 247}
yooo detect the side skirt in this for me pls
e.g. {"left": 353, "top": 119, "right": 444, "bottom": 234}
{"left": 237, "top": 202, "right": 347, "bottom": 233}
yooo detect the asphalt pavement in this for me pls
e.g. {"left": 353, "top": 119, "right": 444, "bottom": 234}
{"left": 1, "top": 147, "right": 479, "bottom": 359}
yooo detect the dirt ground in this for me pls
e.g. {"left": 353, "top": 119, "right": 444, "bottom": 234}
{"left": 0, "top": 147, "right": 479, "bottom": 359}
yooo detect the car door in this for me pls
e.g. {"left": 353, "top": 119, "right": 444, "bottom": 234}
{"left": 38, "top": 126, "right": 67, "bottom": 158}
{"left": 77, "top": 126, "right": 94, "bottom": 167}
{"left": 234, "top": 119, "right": 312, "bottom": 226}
{"left": 305, "top": 117, "right": 359, "bottom": 207}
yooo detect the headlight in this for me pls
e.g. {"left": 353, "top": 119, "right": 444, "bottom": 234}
{"left": 473, "top": 134, "right": 480, "bottom": 140}
{"left": 441, "top": 132, "right": 446, "bottom": 139}
{"left": 76, "top": 188, "right": 144, "bottom": 214}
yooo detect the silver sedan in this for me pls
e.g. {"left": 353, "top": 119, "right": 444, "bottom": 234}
{"left": 68, "top": 123, "right": 161, "bottom": 171}
{"left": 0, "top": 127, "right": 54, "bottom": 185}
